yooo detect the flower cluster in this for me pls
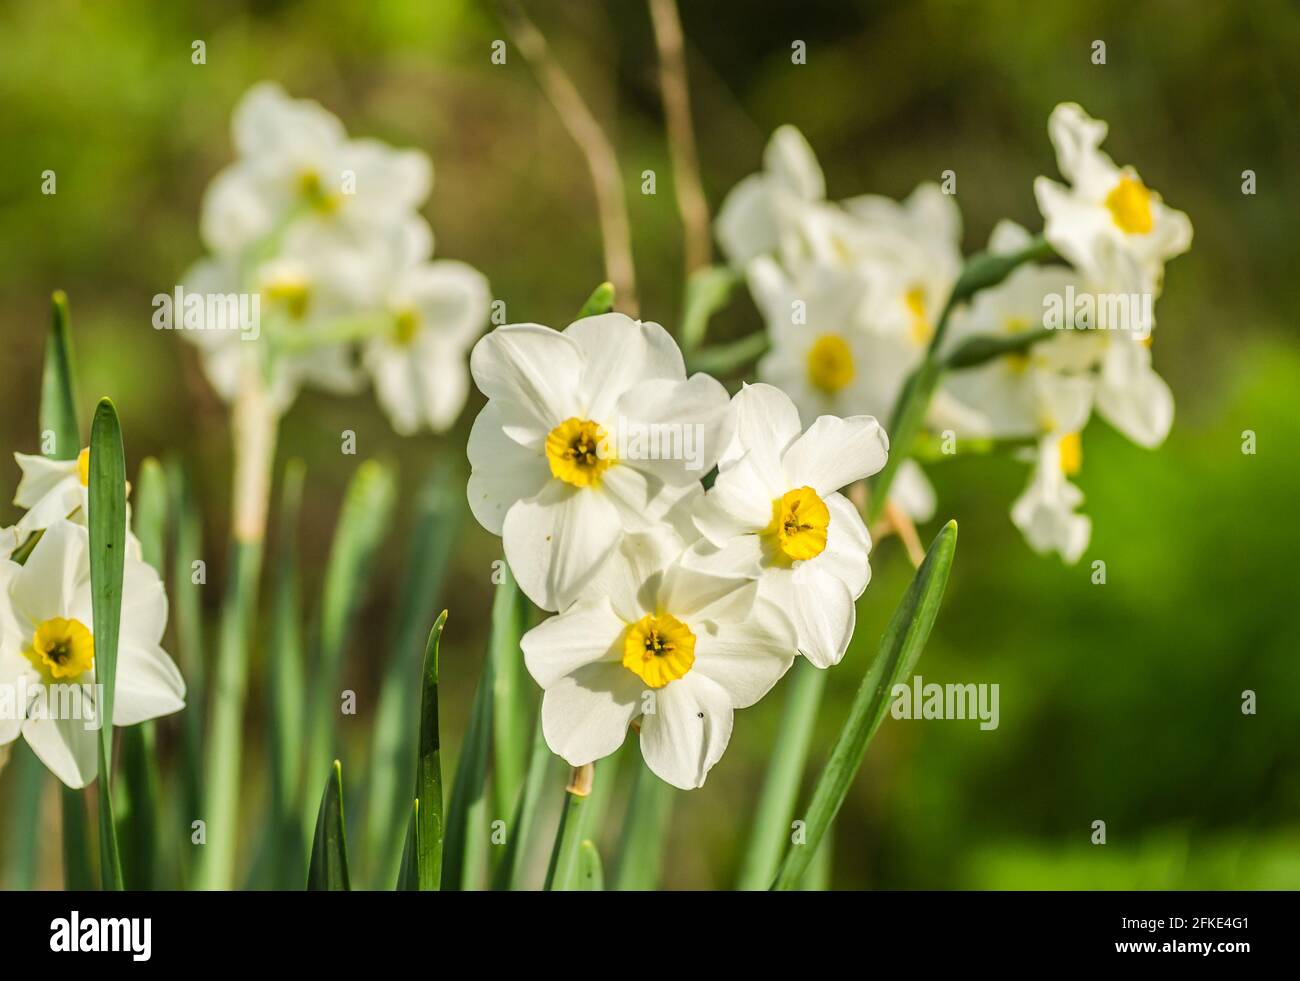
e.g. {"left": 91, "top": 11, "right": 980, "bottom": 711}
{"left": 1, "top": 456, "right": 185, "bottom": 788}
{"left": 467, "top": 315, "right": 887, "bottom": 788}
{"left": 717, "top": 103, "right": 1192, "bottom": 562}
{"left": 184, "top": 82, "right": 491, "bottom": 434}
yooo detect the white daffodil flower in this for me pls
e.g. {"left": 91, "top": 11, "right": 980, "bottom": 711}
{"left": 200, "top": 82, "right": 433, "bottom": 261}
{"left": 10, "top": 452, "right": 142, "bottom": 560}
{"left": 521, "top": 526, "right": 796, "bottom": 789}
{"left": 691, "top": 383, "right": 887, "bottom": 668}
{"left": 1033, "top": 102, "right": 1191, "bottom": 297}
{"left": 467, "top": 313, "right": 731, "bottom": 612}
{"left": 1011, "top": 431, "right": 1092, "bottom": 564}
{"left": 364, "top": 260, "right": 491, "bottom": 435}
{"left": 715, "top": 125, "right": 826, "bottom": 267}
{"left": 0, "top": 520, "right": 185, "bottom": 788}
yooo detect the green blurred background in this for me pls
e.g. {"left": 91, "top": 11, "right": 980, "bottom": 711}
{"left": 1, "top": 0, "right": 1297, "bottom": 889}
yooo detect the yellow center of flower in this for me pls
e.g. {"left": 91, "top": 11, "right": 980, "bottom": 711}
{"left": 24, "top": 617, "right": 95, "bottom": 683}
{"left": 298, "top": 169, "right": 340, "bottom": 214}
{"left": 393, "top": 308, "right": 420, "bottom": 346}
{"left": 76, "top": 447, "right": 91, "bottom": 487}
{"left": 806, "top": 334, "right": 855, "bottom": 394}
{"left": 1105, "top": 176, "right": 1153, "bottom": 235}
{"left": 905, "top": 287, "right": 932, "bottom": 345}
{"left": 545, "top": 418, "right": 614, "bottom": 488}
{"left": 768, "top": 486, "right": 831, "bottom": 562}
{"left": 622, "top": 613, "right": 696, "bottom": 689}
{"left": 263, "top": 278, "right": 312, "bottom": 321}
{"left": 1059, "top": 432, "right": 1082, "bottom": 476}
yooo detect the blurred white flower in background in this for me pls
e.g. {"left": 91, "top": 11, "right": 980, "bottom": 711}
{"left": 182, "top": 82, "right": 489, "bottom": 435}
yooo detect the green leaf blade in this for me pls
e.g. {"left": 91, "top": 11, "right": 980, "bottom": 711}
{"left": 417, "top": 613, "right": 447, "bottom": 891}
{"left": 772, "top": 520, "right": 958, "bottom": 890}
{"left": 307, "top": 760, "right": 352, "bottom": 890}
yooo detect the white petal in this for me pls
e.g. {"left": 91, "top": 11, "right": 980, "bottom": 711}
{"left": 541, "top": 663, "right": 641, "bottom": 767}
{"left": 469, "top": 324, "right": 583, "bottom": 437}
{"left": 394, "top": 260, "right": 491, "bottom": 347}
{"left": 639, "top": 673, "right": 734, "bottom": 790}
{"left": 566, "top": 314, "right": 685, "bottom": 421}
{"left": 718, "top": 382, "right": 803, "bottom": 471}
{"left": 780, "top": 415, "right": 889, "bottom": 495}
{"left": 764, "top": 125, "right": 825, "bottom": 201}
{"left": 23, "top": 711, "right": 97, "bottom": 789}
{"left": 13, "top": 453, "right": 78, "bottom": 508}
{"left": 690, "top": 599, "right": 796, "bottom": 707}
{"left": 465, "top": 403, "right": 550, "bottom": 536}
{"left": 120, "top": 555, "right": 168, "bottom": 648}
{"left": 715, "top": 174, "right": 779, "bottom": 266}
{"left": 790, "top": 564, "right": 856, "bottom": 667}
{"left": 10, "top": 520, "right": 87, "bottom": 629}
{"left": 890, "top": 460, "right": 938, "bottom": 523}
{"left": 692, "top": 451, "right": 782, "bottom": 546}
{"left": 113, "top": 643, "right": 186, "bottom": 726}
{"left": 814, "top": 492, "right": 872, "bottom": 598}
{"left": 584, "top": 531, "right": 680, "bottom": 622}
{"left": 1096, "top": 341, "right": 1174, "bottom": 448}
{"left": 522, "top": 598, "right": 625, "bottom": 689}
{"left": 613, "top": 374, "right": 732, "bottom": 486}
{"left": 502, "top": 482, "right": 622, "bottom": 612}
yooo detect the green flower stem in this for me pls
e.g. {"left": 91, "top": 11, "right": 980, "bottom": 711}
{"left": 735, "top": 657, "right": 828, "bottom": 890}
{"left": 196, "top": 367, "right": 280, "bottom": 890}
{"left": 613, "top": 760, "right": 674, "bottom": 890}
{"left": 543, "top": 764, "right": 592, "bottom": 891}
{"left": 685, "top": 330, "right": 769, "bottom": 376}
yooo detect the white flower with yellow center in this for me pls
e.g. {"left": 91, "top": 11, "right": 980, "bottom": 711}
{"left": 0, "top": 520, "right": 185, "bottom": 788}
{"left": 200, "top": 82, "right": 433, "bottom": 261}
{"left": 521, "top": 527, "right": 796, "bottom": 789}
{"left": 691, "top": 384, "right": 887, "bottom": 668}
{"left": 467, "top": 314, "right": 731, "bottom": 612}
{"left": 10, "top": 451, "right": 143, "bottom": 560}
{"left": 715, "top": 125, "right": 827, "bottom": 268}
{"left": 1011, "top": 431, "right": 1091, "bottom": 565}
{"left": 363, "top": 260, "right": 491, "bottom": 435}
{"left": 1033, "top": 103, "right": 1192, "bottom": 297}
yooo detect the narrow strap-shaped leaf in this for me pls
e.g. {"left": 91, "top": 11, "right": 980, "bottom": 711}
{"left": 441, "top": 637, "right": 495, "bottom": 890}
{"left": 494, "top": 711, "right": 557, "bottom": 890}
{"left": 577, "top": 281, "right": 615, "bottom": 318}
{"left": 735, "top": 658, "right": 827, "bottom": 890}
{"left": 416, "top": 613, "right": 447, "bottom": 890}
{"left": 772, "top": 520, "right": 958, "bottom": 889}
{"left": 88, "top": 398, "right": 127, "bottom": 890}
{"left": 40, "top": 291, "right": 80, "bottom": 460}
{"left": 363, "top": 463, "right": 461, "bottom": 887}
{"left": 164, "top": 457, "right": 205, "bottom": 884}
{"left": 307, "top": 460, "right": 398, "bottom": 782}
{"left": 306, "top": 760, "right": 351, "bottom": 890}
{"left": 612, "top": 760, "right": 674, "bottom": 890}
{"left": 396, "top": 799, "right": 420, "bottom": 891}
{"left": 577, "top": 840, "right": 604, "bottom": 891}
{"left": 3, "top": 744, "right": 46, "bottom": 889}
{"left": 489, "top": 569, "right": 528, "bottom": 839}
{"left": 544, "top": 765, "right": 592, "bottom": 891}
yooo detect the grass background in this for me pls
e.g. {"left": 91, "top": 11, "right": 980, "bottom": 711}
{"left": 1, "top": 0, "right": 1297, "bottom": 888}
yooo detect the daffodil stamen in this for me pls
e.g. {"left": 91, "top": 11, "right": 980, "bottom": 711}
{"left": 768, "top": 486, "right": 831, "bottom": 562}
{"left": 393, "top": 308, "right": 420, "bottom": 346}
{"left": 806, "top": 334, "right": 854, "bottom": 394}
{"left": 905, "top": 286, "right": 932, "bottom": 345}
{"left": 24, "top": 617, "right": 95, "bottom": 683}
{"left": 622, "top": 613, "right": 696, "bottom": 688}
{"left": 545, "top": 417, "right": 614, "bottom": 488}
{"left": 1058, "top": 432, "right": 1082, "bottom": 476}
{"left": 297, "top": 169, "right": 340, "bottom": 214}
{"left": 262, "top": 277, "right": 312, "bottom": 321}
{"left": 1105, "top": 176, "right": 1153, "bottom": 235}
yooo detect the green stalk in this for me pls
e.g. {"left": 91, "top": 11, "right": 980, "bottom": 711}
{"left": 61, "top": 785, "right": 95, "bottom": 890}
{"left": 772, "top": 522, "right": 958, "bottom": 889}
{"left": 416, "top": 614, "right": 448, "bottom": 890}
{"left": 164, "top": 458, "right": 205, "bottom": 885}
{"left": 495, "top": 712, "right": 557, "bottom": 890}
{"left": 613, "top": 760, "right": 674, "bottom": 890}
{"left": 41, "top": 291, "right": 80, "bottom": 459}
{"left": 577, "top": 840, "right": 604, "bottom": 890}
{"left": 396, "top": 799, "right": 421, "bottom": 891}
{"left": 489, "top": 568, "right": 528, "bottom": 843}
{"left": 544, "top": 765, "right": 592, "bottom": 891}
{"left": 267, "top": 460, "right": 307, "bottom": 888}
{"left": 735, "top": 658, "right": 828, "bottom": 889}
{"left": 196, "top": 365, "right": 279, "bottom": 890}
{"left": 440, "top": 645, "right": 495, "bottom": 890}
{"left": 306, "top": 760, "right": 351, "bottom": 890}
{"left": 4, "top": 745, "right": 46, "bottom": 889}
{"left": 363, "top": 464, "right": 461, "bottom": 887}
